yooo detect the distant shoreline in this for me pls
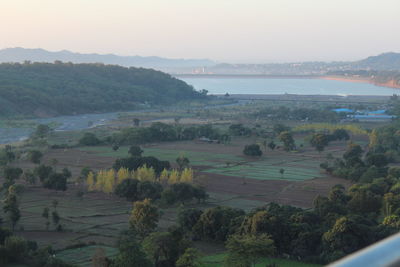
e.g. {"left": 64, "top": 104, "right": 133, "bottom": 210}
{"left": 175, "top": 73, "right": 400, "bottom": 90}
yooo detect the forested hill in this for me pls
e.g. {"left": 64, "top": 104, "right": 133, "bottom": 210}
{"left": 0, "top": 62, "right": 204, "bottom": 118}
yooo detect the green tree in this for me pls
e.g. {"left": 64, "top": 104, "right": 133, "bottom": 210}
{"left": 143, "top": 231, "right": 188, "bottom": 266}
{"left": 3, "top": 186, "right": 21, "bottom": 231}
{"left": 176, "top": 248, "right": 203, "bottom": 267}
{"left": 129, "top": 146, "right": 143, "bottom": 157}
{"left": 176, "top": 156, "right": 190, "bottom": 170}
{"left": 279, "top": 131, "right": 296, "bottom": 151}
{"left": 2, "top": 167, "right": 23, "bottom": 189}
{"left": 267, "top": 141, "right": 276, "bottom": 150}
{"left": 243, "top": 144, "right": 263, "bottom": 157}
{"left": 28, "top": 150, "right": 43, "bottom": 164}
{"left": 310, "top": 133, "right": 329, "bottom": 152}
{"left": 79, "top": 132, "right": 101, "bottom": 146}
{"left": 34, "top": 124, "right": 51, "bottom": 138}
{"left": 129, "top": 199, "right": 159, "bottom": 237}
{"left": 111, "top": 230, "right": 152, "bottom": 267}
{"left": 224, "top": 234, "right": 275, "bottom": 267}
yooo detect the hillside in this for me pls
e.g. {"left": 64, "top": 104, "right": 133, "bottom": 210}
{"left": 0, "top": 48, "right": 215, "bottom": 70}
{"left": 0, "top": 62, "right": 205, "bottom": 117}
{"left": 354, "top": 52, "right": 400, "bottom": 70}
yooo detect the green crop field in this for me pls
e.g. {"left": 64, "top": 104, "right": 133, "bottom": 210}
{"left": 203, "top": 157, "right": 324, "bottom": 181}
{"left": 80, "top": 146, "right": 327, "bottom": 181}
{"left": 202, "top": 253, "right": 322, "bottom": 267}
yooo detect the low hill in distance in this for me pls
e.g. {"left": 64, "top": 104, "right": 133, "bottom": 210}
{"left": 0, "top": 62, "right": 205, "bottom": 118}
{"left": 0, "top": 47, "right": 215, "bottom": 72}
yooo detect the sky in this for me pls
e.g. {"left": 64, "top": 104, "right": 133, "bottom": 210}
{"left": 1, "top": 0, "right": 399, "bottom": 63}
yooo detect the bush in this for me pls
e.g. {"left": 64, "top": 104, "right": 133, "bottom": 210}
{"left": 79, "top": 132, "right": 101, "bottom": 146}
{"left": 243, "top": 144, "right": 263, "bottom": 156}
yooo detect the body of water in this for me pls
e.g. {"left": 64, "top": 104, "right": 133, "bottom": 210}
{"left": 181, "top": 77, "right": 398, "bottom": 96}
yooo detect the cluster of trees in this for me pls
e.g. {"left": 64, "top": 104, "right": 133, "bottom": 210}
{"left": 321, "top": 142, "right": 390, "bottom": 183}
{"left": 243, "top": 144, "right": 263, "bottom": 156}
{"left": 108, "top": 123, "right": 227, "bottom": 145}
{"left": 255, "top": 106, "right": 344, "bottom": 122}
{"left": 108, "top": 199, "right": 208, "bottom": 267}
{"left": 177, "top": 175, "right": 400, "bottom": 264}
{"left": 0, "top": 234, "right": 73, "bottom": 266}
{"left": 33, "top": 164, "right": 70, "bottom": 191}
{"left": 0, "top": 62, "right": 205, "bottom": 117}
{"left": 87, "top": 166, "right": 195, "bottom": 193}
{"left": 309, "top": 129, "right": 350, "bottom": 152}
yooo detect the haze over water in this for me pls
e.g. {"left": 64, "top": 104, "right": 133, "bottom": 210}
{"left": 181, "top": 78, "right": 398, "bottom": 96}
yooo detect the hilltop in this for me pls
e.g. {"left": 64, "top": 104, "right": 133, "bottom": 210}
{"left": 0, "top": 62, "right": 205, "bottom": 117}
{"left": 0, "top": 47, "right": 215, "bottom": 71}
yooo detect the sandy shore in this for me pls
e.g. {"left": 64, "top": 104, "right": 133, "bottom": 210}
{"left": 321, "top": 75, "right": 400, "bottom": 89}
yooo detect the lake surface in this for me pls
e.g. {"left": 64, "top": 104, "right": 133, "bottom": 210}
{"left": 181, "top": 77, "right": 398, "bottom": 96}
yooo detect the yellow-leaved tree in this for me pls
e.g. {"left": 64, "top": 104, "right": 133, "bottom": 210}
{"left": 87, "top": 171, "right": 96, "bottom": 192}
{"left": 103, "top": 169, "right": 115, "bottom": 193}
{"left": 180, "top": 168, "right": 194, "bottom": 183}
{"left": 136, "top": 165, "right": 156, "bottom": 182}
{"left": 168, "top": 169, "right": 180, "bottom": 184}
{"left": 117, "top": 167, "right": 130, "bottom": 185}
{"left": 160, "top": 169, "right": 169, "bottom": 185}
{"left": 95, "top": 170, "right": 106, "bottom": 191}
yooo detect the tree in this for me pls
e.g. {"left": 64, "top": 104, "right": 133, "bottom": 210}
{"left": 133, "top": 118, "right": 140, "bottom": 127}
{"left": 23, "top": 170, "right": 36, "bottom": 185}
{"left": 116, "top": 167, "right": 131, "bottom": 184}
{"left": 279, "top": 131, "right": 296, "bottom": 151}
{"left": 28, "top": 150, "right": 43, "bottom": 164}
{"left": 3, "top": 236, "right": 28, "bottom": 263}
{"left": 224, "top": 234, "right": 275, "bottom": 267}
{"left": 279, "top": 168, "right": 285, "bottom": 178}
{"left": 87, "top": 172, "right": 96, "bottom": 192}
{"left": 310, "top": 133, "right": 329, "bottom": 152}
{"left": 343, "top": 143, "right": 363, "bottom": 166}
{"left": 129, "top": 146, "right": 143, "bottom": 157}
{"left": 115, "top": 179, "right": 139, "bottom": 201}
{"left": 42, "top": 207, "right": 50, "bottom": 230}
{"left": 3, "top": 186, "right": 21, "bottom": 231}
{"left": 111, "top": 229, "right": 152, "bottom": 267}
{"left": 331, "top": 129, "right": 350, "bottom": 141}
{"left": 34, "top": 124, "right": 51, "bottom": 138}
{"left": 176, "top": 156, "right": 190, "bottom": 170}
{"left": 243, "top": 144, "right": 262, "bottom": 157}
{"left": 268, "top": 141, "right": 276, "bottom": 150}
{"left": 180, "top": 168, "right": 194, "bottom": 183}
{"left": 34, "top": 164, "right": 53, "bottom": 183}
{"left": 129, "top": 199, "right": 159, "bottom": 237}
{"left": 365, "top": 153, "right": 388, "bottom": 168}
{"left": 176, "top": 248, "right": 203, "bottom": 267}
{"left": 52, "top": 211, "right": 60, "bottom": 228}
{"left": 79, "top": 132, "right": 101, "bottom": 146}
{"left": 2, "top": 167, "right": 23, "bottom": 189}
{"left": 143, "top": 231, "right": 188, "bottom": 267}
{"left": 43, "top": 173, "right": 67, "bottom": 191}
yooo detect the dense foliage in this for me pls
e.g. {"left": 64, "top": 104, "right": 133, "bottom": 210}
{"left": 0, "top": 62, "right": 204, "bottom": 117}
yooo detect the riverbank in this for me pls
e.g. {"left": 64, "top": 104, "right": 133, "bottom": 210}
{"left": 321, "top": 75, "right": 400, "bottom": 89}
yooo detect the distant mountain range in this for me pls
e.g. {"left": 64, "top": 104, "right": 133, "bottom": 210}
{"left": 197, "top": 52, "right": 400, "bottom": 76}
{"left": 1, "top": 48, "right": 400, "bottom": 75}
{"left": 0, "top": 47, "right": 215, "bottom": 71}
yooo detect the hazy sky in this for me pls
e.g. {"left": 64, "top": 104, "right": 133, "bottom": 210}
{"left": 1, "top": 0, "right": 399, "bottom": 63}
